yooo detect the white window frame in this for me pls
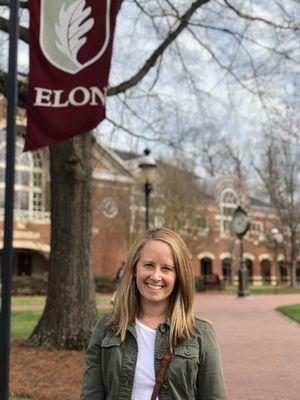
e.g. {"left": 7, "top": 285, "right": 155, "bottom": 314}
{"left": 0, "top": 134, "right": 46, "bottom": 220}
{"left": 218, "top": 188, "right": 238, "bottom": 236}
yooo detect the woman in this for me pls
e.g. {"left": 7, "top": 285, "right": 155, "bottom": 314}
{"left": 81, "top": 227, "right": 227, "bottom": 399}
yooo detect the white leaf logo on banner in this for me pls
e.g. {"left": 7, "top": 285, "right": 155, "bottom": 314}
{"left": 40, "top": 0, "right": 111, "bottom": 74}
{"left": 55, "top": 0, "right": 94, "bottom": 66}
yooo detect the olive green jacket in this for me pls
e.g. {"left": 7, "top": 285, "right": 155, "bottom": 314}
{"left": 80, "top": 314, "right": 227, "bottom": 400}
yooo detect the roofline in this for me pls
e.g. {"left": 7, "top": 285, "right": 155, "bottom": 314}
{"left": 93, "top": 136, "right": 133, "bottom": 176}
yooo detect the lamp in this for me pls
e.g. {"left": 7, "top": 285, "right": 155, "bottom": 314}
{"left": 139, "top": 149, "right": 157, "bottom": 229}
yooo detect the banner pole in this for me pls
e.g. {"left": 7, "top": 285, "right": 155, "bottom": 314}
{"left": 0, "top": 1, "right": 20, "bottom": 399}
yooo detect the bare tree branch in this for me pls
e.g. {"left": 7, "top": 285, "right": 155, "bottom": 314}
{"left": 107, "top": 0, "right": 210, "bottom": 96}
{"left": 223, "top": 0, "right": 299, "bottom": 31}
{"left": 0, "top": 16, "right": 29, "bottom": 42}
{"left": 105, "top": 116, "right": 161, "bottom": 142}
{"left": 0, "top": 0, "right": 28, "bottom": 8}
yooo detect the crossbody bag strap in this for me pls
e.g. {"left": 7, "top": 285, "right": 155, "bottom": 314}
{"left": 151, "top": 348, "right": 173, "bottom": 400}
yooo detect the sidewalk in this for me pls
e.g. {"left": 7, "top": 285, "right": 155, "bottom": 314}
{"left": 194, "top": 293, "right": 300, "bottom": 400}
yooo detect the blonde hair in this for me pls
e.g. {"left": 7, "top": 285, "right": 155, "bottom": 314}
{"left": 108, "top": 227, "right": 196, "bottom": 346}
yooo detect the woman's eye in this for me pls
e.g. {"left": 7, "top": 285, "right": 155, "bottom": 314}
{"left": 144, "top": 264, "right": 154, "bottom": 269}
{"left": 162, "top": 266, "right": 172, "bottom": 272}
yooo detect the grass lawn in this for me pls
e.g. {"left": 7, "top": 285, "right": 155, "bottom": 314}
{"left": 11, "top": 311, "right": 41, "bottom": 340}
{"left": 10, "top": 398, "right": 34, "bottom": 400}
{"left": 10, "top": 293, "right": 111, "bottom": 340}
{"left": 11, "top": 296, "right": 46, "bottom": 307}
{"left": 276, "top": 303, "right": 300, "bottom": 323}
{"left": 11, "top": 308, "right": 111, "bottom": 340}
{"left": 11, "top": 293, "right": 112, "bottom": 308}
{"left": 225, "top": 285, "right": 300, "bottom": 295}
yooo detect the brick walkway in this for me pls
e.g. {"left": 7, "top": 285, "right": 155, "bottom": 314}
{"left": 194, "top": 293, "right": 300, "bottom": 400}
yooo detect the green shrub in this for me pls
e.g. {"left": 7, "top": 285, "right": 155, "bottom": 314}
{"left": 94, "top": 275, "right": 114, "bottom": 292}
{"left": 195, "top": 276, "right": 204, "bottom": 291}
{"left": 12, "top": 273, "right": 48, "bottom": 295}
{"left": 29, "top": 274, "right": 48, "bottom": 294}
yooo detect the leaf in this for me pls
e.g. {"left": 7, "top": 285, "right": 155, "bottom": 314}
{"left": 55, "top": 0, "right": 94, "bottom": 65}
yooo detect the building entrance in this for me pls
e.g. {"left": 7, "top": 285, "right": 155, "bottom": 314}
{"left": 200, "top": 257, "right": 213, "bottom": 276}
{"left": 17, "top": 252, "right": 32, "bottom": 275}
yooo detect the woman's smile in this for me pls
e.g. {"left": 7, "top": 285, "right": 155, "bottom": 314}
{"left": 145, "top": 282, "right": 165, "bottom": 290}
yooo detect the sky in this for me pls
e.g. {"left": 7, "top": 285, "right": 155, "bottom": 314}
{"left": 0, "top": 0, "right": 300, "bottom": 173}
{"left": 97, "top": 0, "right": 300, "bottom": 164}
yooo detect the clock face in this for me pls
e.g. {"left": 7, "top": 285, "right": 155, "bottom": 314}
{"left": 232, "top": 212, "right": 249, "bottom": 235}
{"left": 101, "top": 197, "right": 118, "bottom": 219}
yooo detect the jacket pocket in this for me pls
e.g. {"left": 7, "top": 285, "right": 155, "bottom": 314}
{"left": 173, "top": 345, "right": 199, "bottom": 359}
{"left": 100, "top": 334, "right": 122, "bottom": 399}
{"left": 168, "top": 344, "right": 199, "bottom": 399}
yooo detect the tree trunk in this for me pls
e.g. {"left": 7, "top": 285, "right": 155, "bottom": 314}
{"left": 28, "top": 134, "right": 98, "bottom": 349}
{"left": 290, "top": 260, "right": 297, "bottom": 288}
{"left": 290, "top": 236, "right": 298, "bottom": 289}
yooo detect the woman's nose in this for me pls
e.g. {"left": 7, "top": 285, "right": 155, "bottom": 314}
{"left": 150, "top": 266, "right": 162, "bottom": 280}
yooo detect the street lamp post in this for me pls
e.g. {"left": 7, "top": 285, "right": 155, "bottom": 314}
{"left": 232, "top": 205, "right": 251, "bottom": 297}
{"left": 139, "top": 149, "right": 157, "bottom": 230}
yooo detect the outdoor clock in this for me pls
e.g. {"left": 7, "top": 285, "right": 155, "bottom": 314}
{"left": 101, "top": 197, "right": 118, "bottom": 219}
{"left": 232, "top": 206, "right": 250, "bottom": 237}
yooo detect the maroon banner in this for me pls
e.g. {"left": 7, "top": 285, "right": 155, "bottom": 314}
{"left": 25, "top": 0, "right": 119, "bottom": 151}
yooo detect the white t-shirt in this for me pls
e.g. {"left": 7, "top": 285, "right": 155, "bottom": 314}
{"left": 131, "top": 319, "right": 158, "bottom": 400}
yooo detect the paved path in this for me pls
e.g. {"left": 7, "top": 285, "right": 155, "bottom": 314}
{"left": 194, "top": 294, "right": 300, "bottom": 400}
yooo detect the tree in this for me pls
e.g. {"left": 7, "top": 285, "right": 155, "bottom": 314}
{"left": 28, "top": 134, "right": 98, "bottom": 348}
{"left": 154, "top": 156, "right": 204, "bottom": 234}
{"left": 254, "top": 134, "right": 300, "bottom": 288}
{"left": 187, "top": 127, "right": 249, "bottom": 180}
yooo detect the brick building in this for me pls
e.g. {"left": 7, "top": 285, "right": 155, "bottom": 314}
{"left": 0, "top": 96, "right": 299, "bottom": 284}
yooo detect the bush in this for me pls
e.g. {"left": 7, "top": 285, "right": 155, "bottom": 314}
{"left": 195, "top": 276, "right": 204, "bottom": 292}
{"left": 12, "top": 273, "right": 48, "bottom": 295}
{"left": 11, "top": 273, "right": 115, "bottom": 295}
{"left": 94, "top": 275, "right": 114, "bottom": 292}
{"left": 29, "top": 274, "right": 48, "bottom": 294}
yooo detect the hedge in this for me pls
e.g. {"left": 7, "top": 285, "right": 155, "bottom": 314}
{"left": 12, "top": 273, "right": 48, "bottom": 295}
{"left": 10, "top": 273, "right": 115, "bottom": 295}
{"left": 94, "top": 275, "right": 115, "bottom": 292}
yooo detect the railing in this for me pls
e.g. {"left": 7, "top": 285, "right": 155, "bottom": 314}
{"left": 0, "top": 208, "right": 50, "bottom": 222}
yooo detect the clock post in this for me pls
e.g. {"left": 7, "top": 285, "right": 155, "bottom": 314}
{"left": 232, "top": 206, "right": 250, "bottom": 297}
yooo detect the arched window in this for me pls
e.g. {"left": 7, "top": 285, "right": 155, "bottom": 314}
{"left": 222, "top": 258, "right": 232, "bottom": 282}
{"left": 279, "top": 261, "right": 288, "bottom": 283}
{"left": 200, "top": 257, "right": 213, "bottom": 276}
{"left": 261, "top": 259, "right": 271, "bottom": 284}
{"left": 296, "top": 262, "right": 300, "bottom": 282}
{"left": 219, "top": 188, "right": 238, "bottom": 235}
{"left": 0, "top": 131, "right": 45, "bottom": 218}
{"left": 246, "top": 259, "right": 253, "bottom": 283}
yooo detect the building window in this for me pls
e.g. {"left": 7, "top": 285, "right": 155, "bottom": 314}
{"left": 219, "top": 188, "right": 238, "bottom": 235}
{"left": 33, "top": 192, "right": 43, "bottom": 211}
{"left": 251, "top": 221, "right": 263, "bottom": 232}
{"left": 0, "top": 131, "right": 45, "bottom": 217}
{"left": 222, "top": 258, "right": 232, "bottom": 282}
{"left": 200, "top": 257, "right": 213, "bottom": 275}
{"left": 195, "top": 215, "right": 206, "bottom": 230}
{"left": 246, "top": 259, "right": 253, "bottom": 283}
